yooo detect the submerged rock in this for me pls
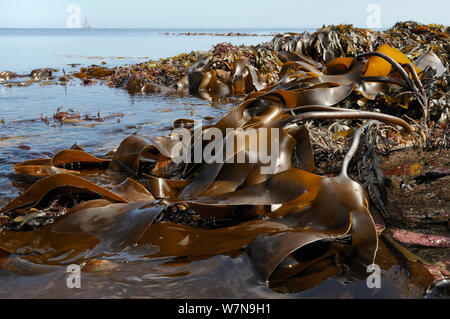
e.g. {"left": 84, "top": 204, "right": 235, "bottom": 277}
{"left": 30, "top": 68, "right": 56, "bottom": 81}
{"left": 424, "top": 278, "right": 450, "bottom": 299}
{"left": 0, "top": 71, "right": 19, "bottom": 82}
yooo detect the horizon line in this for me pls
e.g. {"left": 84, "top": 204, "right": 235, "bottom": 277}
{"left": 0, "top": 26, "right": 320, "bottom": 29}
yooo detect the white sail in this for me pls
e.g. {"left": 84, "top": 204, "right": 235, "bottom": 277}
{"left": 84, "top": 18, "right": 91, "bottom": 29}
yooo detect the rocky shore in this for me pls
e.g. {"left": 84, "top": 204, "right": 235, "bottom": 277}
{"left": 70, "top": 22, "right": 450, "bottom": 286}
{"left": 0, "top": 21, "right": 449, "bottom": 296}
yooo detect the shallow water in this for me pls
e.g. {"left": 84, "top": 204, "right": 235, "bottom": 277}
{"left": 0, "top": 81, "right": 235, "bottom": 201}
{"left": 0, "top": 28, "right": 431, "bottom": 299}
{"left": 0, "top": 28, "right": 299, "bottom": 199}
{"left": 0, "top": 28, "right": 305, "bottom": 73}
{"left": 0, "top": 245, "right": 427, "bottom": 299}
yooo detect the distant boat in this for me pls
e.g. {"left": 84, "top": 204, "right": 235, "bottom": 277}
{"left": 84, "top": 19, "right": 92, "bottom": 29}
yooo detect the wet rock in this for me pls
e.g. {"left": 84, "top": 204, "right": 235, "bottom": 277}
{"left": 18, "top": 145, "right": 31, "bottom": 151}
{"left": 386, "top": 175, "right": 449, "bottom": 226}
{"left": 423, "top": 262, "right": 450, "bottom": 281}
{"left": 0, "top": 71, "right": 19, "bottom": 82}
{"left": 390, "top": 228, "right": 450, "bottom": 248}
{"left": 83, "top": 259, "right": 120, "bottom": 273}
{"left": 82, "top": 78, "right": 98, "bottom": 85}
{"left": 6, "top": 80, "right": 33, "bottom": 87}
{"left": 123, "top": 72, "right": 146, "bottom": 93}
{"left": 382, "top": 149, "right": 450, "bottom": 228}
{"left": 371, "top": 210, "right": 386, "bottom": 235}
{"left": 30, "top": 68, "right": 55, "bottom": 81}
{"left": 39, "top": 81, "right": 58, "bottom": 86}
{"left": 86, "top": 66, "right": 115, "bottom": 77}
{"left": 157, "top": 204, "right": 236, "bottom": 229}
{"left": 58, "top": 76, "right": 70, "bottom": 82}
{"left": 142, "top": 82, "right": 174, "bottom": 94}
{"left": 424, "top": 278, "right": 450, "bottom": 299}
{"left": 412, "top": 168, "right": 450, "bottom": 184}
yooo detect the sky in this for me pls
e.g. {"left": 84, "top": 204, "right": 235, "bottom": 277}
{"left": 0, "top": 0, "right": 448, "bottom": 29}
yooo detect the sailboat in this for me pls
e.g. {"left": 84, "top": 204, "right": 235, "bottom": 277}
{"left": 84, "top": 18, "right": 92, "bottom": 29}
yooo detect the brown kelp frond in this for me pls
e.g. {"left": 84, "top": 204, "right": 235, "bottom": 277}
{"left": 14, "top": 149, "right": 110, "bottom": 177}
{"left": 357, "top": 49, "right": 418, "bottom": 90}
{"left": 0, "top": 173, "right": 128, "bottom": 216}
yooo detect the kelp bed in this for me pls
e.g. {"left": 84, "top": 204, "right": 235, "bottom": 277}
{"left": 0, "top": 22, "right": 449, "bottom": 298}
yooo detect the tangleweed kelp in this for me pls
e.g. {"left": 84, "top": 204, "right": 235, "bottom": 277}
{"left": 0, "top": 37, "right": 445, "bottom": 294}
{"left": 98, "top": 29, "right": 446, "bottom": 135}
{"left": 267, "top": 22, "right": 449, "bottom": 65}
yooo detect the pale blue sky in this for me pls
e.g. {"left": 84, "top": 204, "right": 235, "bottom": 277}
{"left": 0, "top": 0, "right": 448, "bottom": 28}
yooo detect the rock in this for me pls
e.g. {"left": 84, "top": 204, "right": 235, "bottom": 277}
{"left": 82, "top": 259, "right": 120, "bottom": 272}
{"left": 381, "top": 149, "right": 450, "bottom": 228}
{"left": 142, "top": 82, "right": 174, "bottom": 94}
{"left": 386, "top": 175, "right": 449, "bottom": 226}
{"left": 86, "top": 66, "right": 115, "bottom": 77}
{"left": 0, "top": 71, "right": 18, "bottom": 81}
{"left": 30, "top": 68, "right": 55, "bottom": 81}
{"left": 424, "top": 278, "right": 450, "bottom": 299}
{"left": 125, "top": 72, "right": 145, "bottom": 93}
{"left": 390, "top": 228, "right": 450, "bottom": 248}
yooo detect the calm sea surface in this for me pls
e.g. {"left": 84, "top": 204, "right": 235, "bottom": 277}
{"left": 0, "top": 28, "right": 425, "bottom": 299}
{"left": 0, "top": 28, "right": 305, "bottom": 72}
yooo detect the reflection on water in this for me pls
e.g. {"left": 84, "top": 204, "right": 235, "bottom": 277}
{"left": 0, "top": 246, "right": 426, "bottom": 299}
{"left": 0, "top": 81, "right": 234, "bottom": 200}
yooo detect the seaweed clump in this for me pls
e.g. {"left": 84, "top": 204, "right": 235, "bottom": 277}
{"left": 104, "top": 43, "right": 282, "bottom": 94}
{"left": 267, "top": 22, "right": 449, "bottom": 65}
